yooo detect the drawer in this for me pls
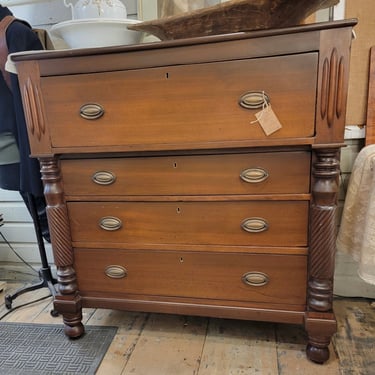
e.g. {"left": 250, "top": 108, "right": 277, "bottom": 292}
{"left": 67, "top": 201, "right": 308, "bottom": 246}
{"left": 61, "top": 151, "right": 311, "bottom": 196}
{"left": 42, "top": 53, "right": 317, "bottom": 149}
{"left": 74, "top": 249, "right": 307, "bottom": 306}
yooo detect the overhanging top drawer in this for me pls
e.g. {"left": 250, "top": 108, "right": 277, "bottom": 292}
{"left": 41, "top": 53, "right": 317, "bottom": 151}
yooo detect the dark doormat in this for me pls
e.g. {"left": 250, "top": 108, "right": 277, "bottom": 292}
{"left": 0, "top": 322, "right": 118, "bottom": 374}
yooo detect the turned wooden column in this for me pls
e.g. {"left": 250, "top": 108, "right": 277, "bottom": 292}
{"left": 305, "top": 146, "right": 340, "bottom": 363}
{"left": 40, "top": 156, "right": 84, "bottom": 338}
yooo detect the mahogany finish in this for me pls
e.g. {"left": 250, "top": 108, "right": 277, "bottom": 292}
{"left": 11, "top": 20, "right": 356, "bottom": 363}
{"left": 60, "top": 151, "right": 311, "bottom": 196}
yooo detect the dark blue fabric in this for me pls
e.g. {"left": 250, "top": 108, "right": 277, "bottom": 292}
{"left": 0, "top": 6, "right": 44, "bottom": 195}
{"left": 0, "top": 6, "right": 50, "bottom": 242}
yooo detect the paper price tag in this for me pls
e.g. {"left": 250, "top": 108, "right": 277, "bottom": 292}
{"left": 254, "top": 105, "right": 282, "bottom": 136}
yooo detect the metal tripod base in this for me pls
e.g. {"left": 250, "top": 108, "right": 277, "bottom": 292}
{"left": 4, "top": 267, "right": 58, "bottom": 316}
{"left": 3, "top": 192, "right": 58, "bottom": 317}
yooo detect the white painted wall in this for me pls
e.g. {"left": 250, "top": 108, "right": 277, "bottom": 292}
{"left": 0, "top": 189, "right": 53, "bottom": 263}
{"left": 7, "top": 0, "right": 138, "bottom": 25}
{"left": 6, "top": 0, "right": 138, "bottom": 48}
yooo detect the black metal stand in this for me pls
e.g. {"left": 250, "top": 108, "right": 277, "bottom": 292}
{"left": 4, "top": 192, "right": 58, "bottom": 316}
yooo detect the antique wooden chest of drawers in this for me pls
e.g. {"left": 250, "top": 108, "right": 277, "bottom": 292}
{"left": 11, "top": 19, "right": 356, "bottom": 363}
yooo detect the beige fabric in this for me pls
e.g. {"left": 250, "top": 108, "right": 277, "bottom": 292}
{"left": 336, "top": 144, "right": 375, "bottom": 285}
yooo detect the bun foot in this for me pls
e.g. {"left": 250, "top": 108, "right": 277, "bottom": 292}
{"left": 64, "top": 322, "right": 85, "bottom": 338}
{"left": 306, "top": 343, "right": 330, "bottom": 364}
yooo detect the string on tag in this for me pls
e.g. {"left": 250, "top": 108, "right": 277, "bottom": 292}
{"left": 250, "top": 91, "right": 268, "bottom": 125}
{"left": 248, "top": 91, "right": 283, "bottom": 136}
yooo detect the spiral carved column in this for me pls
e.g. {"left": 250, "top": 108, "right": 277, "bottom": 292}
{"left": 40, "top": 157, "right": 84, "bottom": 338}
{"left": 305, "top": 147, "right": 339, "bottom": 363}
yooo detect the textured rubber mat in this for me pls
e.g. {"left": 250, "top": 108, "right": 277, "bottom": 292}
{"left": 0, "top": 322, "right": 117, "bottom": 374}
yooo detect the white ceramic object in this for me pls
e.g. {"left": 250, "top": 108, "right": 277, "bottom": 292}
{"left": 64, "top": 0, "right": 127, "bottom": 20}
{"left": 50, "top": 18, "right": 143, "bottom": 48}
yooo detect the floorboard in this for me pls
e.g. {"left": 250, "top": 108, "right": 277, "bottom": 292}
{"left": 0, "top": 282, "right": 374, "bottom": 374}
{"left": 199, "top": 319, "right": 278, "bottom": 375}
{"left": 122, "top": 314, "right": 207, "bottom": 375}
{"left": 333, "top": 297, "right": 375, "bottom": 375}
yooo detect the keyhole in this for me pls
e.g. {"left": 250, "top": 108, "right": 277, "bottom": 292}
{"left": 165, "top": 72, "right": 169, "bottom": 79}
{"left": 173, "top": 162, "right": 178, "bottom": 168}
{"left": 180, "top": 257, "right": 184, "bottom": 263}
{"left": 176, "top": 207, "right": 181, "bottom": 214}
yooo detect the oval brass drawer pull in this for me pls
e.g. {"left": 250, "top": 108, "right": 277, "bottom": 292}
{"left": 80, "top": 103, "right": 105, "bottom": 120}
{"left": 99, "top": 216, "right": 122, "bottom": 231}
{"left": 92, "top": 171, "right": 116, "bottom": 185}
{"left": 242, "top": 271, "right": 269, "bottom": 287}
{"left": 240, "top": 168, "right": 269, "bottom": 183}
{"left": 239, "top": 91, "right": 270, "bottom": 110}
{"left": 105, "top": 265, "right": 127, "bottom": 279}
{"left": 241, "top": 217, "right": 269, "bottom": 233}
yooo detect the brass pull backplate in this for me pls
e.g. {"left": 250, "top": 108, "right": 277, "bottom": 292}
{"left": 80, "top": 103, "right": 104, "bottom": 120}
{"left": 240, "top": 168, "right": 269, "bottom": 183}
{"left": 241, "top": 217, "right": 269, "bottom": 233}
{"left": 92, "top": 171, "right": 116, "bottom": 185}
{"left": 239, "top": 91, "right": 270, "bottom": 110}
{"left": 242, "top": 271, "right": 269, "bottom": 287}
{"left": 105, "top": 265, "right": 127, "bottom": 279}
{"left": 99, "top": 216, "right": 122, "bottom": 231}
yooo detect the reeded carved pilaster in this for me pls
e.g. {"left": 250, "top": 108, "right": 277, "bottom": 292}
{"left": 16, "top": 61, "right": 52, "bottom": 155}
{"left": 22, "top": 77, "right": 46, "bottom": 141}
{"left": 316, "top": 27, "right": 352, "bottom": 144}
{"left": 308, "top": 147, "right": 339, "bottom": 312}
{"left": 320, "top": 48, "right": 345, "bottom": 129}
{"left": 40, "top": 157, "right": 84, "bottom": 338}
{"left": 304, "top": 24, "right": 353, "bottom": 365}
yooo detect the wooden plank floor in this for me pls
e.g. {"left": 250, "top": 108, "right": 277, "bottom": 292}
{"left": 0, "top": 281, "right": 374, "bottom": 374}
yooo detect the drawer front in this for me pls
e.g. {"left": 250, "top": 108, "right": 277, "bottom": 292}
{"left": 68, "top": 201, "right": 308, "bottom": 246}
{"left": 42, "top": 53, "right": 317, "bottom": 149}
{"left": 61, "top": 151, "right": 311, "bottom": 196}
{"left": 74, "top": 249, "right": 307, "bottom": 306}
